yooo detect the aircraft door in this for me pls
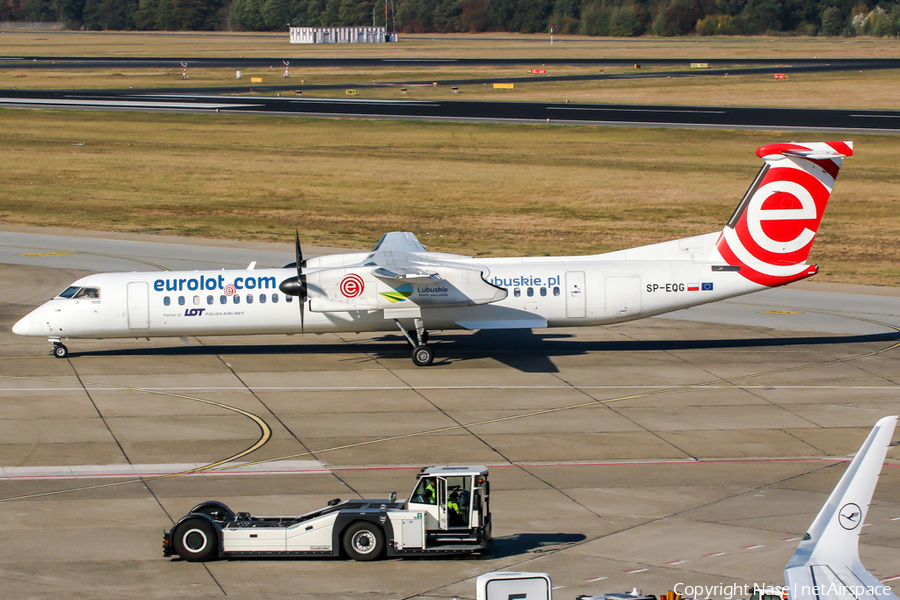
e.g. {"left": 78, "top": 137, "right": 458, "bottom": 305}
{"left": 565, "top": 271, "right": 586, "bottom": 318}
{"left": 126, "top": 282, "right": 150, "bottom": 330}
{"left": 605, "top": 277, "right": 642, "bottom": 319}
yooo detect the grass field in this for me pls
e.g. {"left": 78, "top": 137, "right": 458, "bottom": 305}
{"left": 3, "top": 30, "right": 900, "bottom": 60}
{"left": 1, "top": 109, "right": 897, "bottom": 286}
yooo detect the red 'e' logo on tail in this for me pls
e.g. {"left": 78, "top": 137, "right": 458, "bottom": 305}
{"left": 716, "top": 142, "right": 851, "bottom": 287}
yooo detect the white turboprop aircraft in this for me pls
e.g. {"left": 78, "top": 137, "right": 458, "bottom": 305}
{"left": 13, "top": 141, "right": 853, "bottom": 366}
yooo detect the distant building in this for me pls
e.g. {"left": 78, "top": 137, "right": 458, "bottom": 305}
{"left": 289, "top": 26, "right": 397, "bottom": 44}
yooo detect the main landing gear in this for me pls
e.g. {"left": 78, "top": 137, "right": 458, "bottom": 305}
{"left": 395, "top": 318, "right": 434, "bottom": 367}
{"left": 51, "top": 339, "right": 68, "bottom": 359}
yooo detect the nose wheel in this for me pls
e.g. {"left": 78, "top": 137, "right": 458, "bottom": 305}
{"left": 52, "top": 342, "right": 69, "bottom": 358}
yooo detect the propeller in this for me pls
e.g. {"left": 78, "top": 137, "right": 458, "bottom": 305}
{"left": 279, "top": 231, "right": 308, "bottom": 332}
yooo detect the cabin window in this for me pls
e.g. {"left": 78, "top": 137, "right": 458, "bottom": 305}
{"left": 259, "top": 294, "right": 267, "bottom": 304}
{"left": 526, "top": 287, "right": 534, "bottom": 297}
{"left": 233, "top": 295, "right": 240, "bottom": 305}
{"left": 58, "top": 286, "right": 80, "bottom": 299}
{"left": 246, "top": 294, "right": 253, "bottom": 304}
{"left": 286, "top": 295, "right": 293, "bottom": 303}
{"left": 193, "top": 295, "right": 200, "bottom": 306}
{"left": 206, "top": 295, "right": 214, "bottom": 305}
{"left": 74, "top": 287, "right": 100, "bottom": 299}
{"left": 220, "top": 295, "right": 227, "bottom": 304}
{"left": 178, "top": 296, "right": 185, "bottom": 306}
{"left": 540, "top": 287, "right": 547, "bottom": 297}
{"left": 513, "top": 288, "right": 521, "bottom": 297}
{"left": 163, "top": 296, "right": 171, "bottom": 306}
{"left": 553, "top": 286, "right": 560, "bottom": 296}
{"left": 272, "top": 293, "right": 279, "bottom": 303}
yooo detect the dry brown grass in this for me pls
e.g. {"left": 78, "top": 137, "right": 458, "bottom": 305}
{"left": 0, "top": 109, "right": 897, "bottom": 286}
{"left": 2, "top": 31, "right": 900, "bottom": 60}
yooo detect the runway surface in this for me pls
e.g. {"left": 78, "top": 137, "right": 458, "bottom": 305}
{"left": 3, "top": 88, "right": 900, "bottom": 131}
{"left": 1, "top": 227, "right": 898, "bottom": 598}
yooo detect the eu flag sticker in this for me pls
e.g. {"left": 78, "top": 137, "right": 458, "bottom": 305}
{"left": 702, "top": 282, "right": 714, "bottom": 291}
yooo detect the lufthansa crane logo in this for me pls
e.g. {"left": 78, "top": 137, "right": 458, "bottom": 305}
{"left": 838, "top": 502, "right": 862, "bottom": 530}
{"left": 340, "top": 274, "right": 365, "bottom": 298}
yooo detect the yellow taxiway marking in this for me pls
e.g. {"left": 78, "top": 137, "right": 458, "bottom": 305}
{"left": 19, "top": 251, "right": 79, "bottom": 257}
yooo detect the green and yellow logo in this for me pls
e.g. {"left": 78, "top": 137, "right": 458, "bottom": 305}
{"left": 380, "top": 283, "right": 414, "bottom": 303}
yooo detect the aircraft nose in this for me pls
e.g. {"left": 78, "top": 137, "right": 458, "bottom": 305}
{"left": 12, "top": 315, "right": 30, "bottom": 336}
{"left": 12, "top": 306, "right": 44, "bottom": 336}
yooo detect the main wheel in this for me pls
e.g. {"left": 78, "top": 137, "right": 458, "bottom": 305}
{"left": 411, "top": 345, "right": 434, "bottom": 367}
{"left": 342, "top": 521, "right": 385, "bottom": 561}
{"left": 53, "top": 344, "right": 68, "bottom": 359}
{"left": 172, "top": 518, "right": 218, "bottom": 562}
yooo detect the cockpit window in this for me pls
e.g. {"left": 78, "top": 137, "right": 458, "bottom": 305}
{"left": 58, "top": 286, "right": 80, "bottom": 298}
{"left": 73, "top": 287, "right": 100, "bottom": 299}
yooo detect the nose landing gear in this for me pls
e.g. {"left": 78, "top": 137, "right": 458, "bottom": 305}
{"left": 50, "top": 339, "right": 68, "bottom": 358}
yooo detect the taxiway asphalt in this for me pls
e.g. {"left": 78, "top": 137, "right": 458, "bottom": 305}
{"left": 1, "top": 228, "right": 898, "bottom": 599}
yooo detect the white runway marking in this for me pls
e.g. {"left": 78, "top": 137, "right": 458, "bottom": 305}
{"left": 0, "top": 460, "right": 327, "bottom": 480}
{"left": 2, "top": 384, "right": 896, "bottom": 393}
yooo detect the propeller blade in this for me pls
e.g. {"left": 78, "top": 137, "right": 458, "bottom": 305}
{"left": 292, "top": 230, "right": 307, "bottom": 334}
{"left": 294, "top": 230, "right": 304, "bottom": 271}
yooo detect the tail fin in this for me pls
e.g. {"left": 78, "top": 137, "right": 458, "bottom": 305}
{"left": 714, "top": 141, "right": 853, "bottom": 287}
{"left": 784, "top": 415, "right": 898, "bottom": 600}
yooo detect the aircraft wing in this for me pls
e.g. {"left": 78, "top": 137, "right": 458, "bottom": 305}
{"left": 371, "top": 231, "right": 427, "bottom": 253}
{"left": 784, "top": 415, "right": 899, "bottom": 600}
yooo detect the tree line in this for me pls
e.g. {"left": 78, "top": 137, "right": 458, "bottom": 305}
{"left": 3, "top": 0, "right": 900, "bottom": 37}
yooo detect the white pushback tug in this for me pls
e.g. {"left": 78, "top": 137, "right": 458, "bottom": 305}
{"left": 163, "top": 466, "right": 490, "bottom": 561}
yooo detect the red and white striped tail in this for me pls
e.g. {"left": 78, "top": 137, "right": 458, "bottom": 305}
{"left": 714, "top": 141, "right": 853, "bottom": 287}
